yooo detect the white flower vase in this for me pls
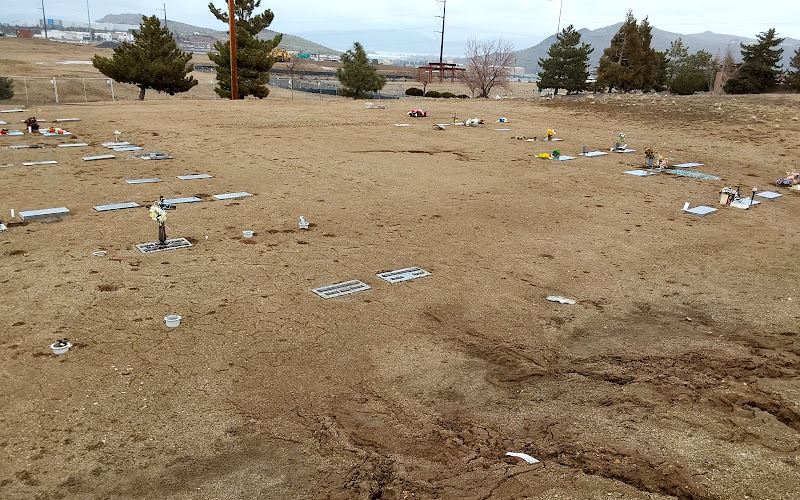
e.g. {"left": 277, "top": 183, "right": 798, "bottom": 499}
{"left": 164, "top": 314, "right": 182, "bottom": 328}
{"left": 50, "top": 341, "right": 72, "bottom": 355}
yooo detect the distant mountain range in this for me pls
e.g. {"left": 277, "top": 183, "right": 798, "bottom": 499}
{"left": 96, "top": 14, "right": 340, "bottom": 55}
{"left": 515, "top": 23, "right": 800, "bottom": 74}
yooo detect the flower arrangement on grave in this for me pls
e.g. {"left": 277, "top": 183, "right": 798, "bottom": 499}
{"left": 657, "top": 155, "right": 669, "bottom": 168}
{"left": 546, "top": 129, "right": 556, "bottom": 141}
{"left": 552, "top": 149, "right": 561, "bottom": 159}
{"left": 24, "top": 117, "right": 40, "bottom": 131}
{"left": 149, "top": 204, "right": 167, "bottom": 225}
{"left": 538, "top": 153, "right": 551, "bottom": 159}
{"left": 719, "top": 186, "right": 739, "bottom": 205}
{"left": 619, "top": 132, "right": 626, "bottom": 144}
{"left": 776, "top": 171, "right": 799, "bottom": 186}
{"left": 644, "top": 148, "right": 655, "bottom": 161}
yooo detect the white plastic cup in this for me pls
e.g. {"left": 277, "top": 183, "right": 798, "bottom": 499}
{"left": 164, "top": 314, "right": 181, "bottom": 328}
{"left": 242, "top": 230, "right": 254, "bottom": 238}
{"left": 50, "top": 341, "right": 72, "bottom": 355}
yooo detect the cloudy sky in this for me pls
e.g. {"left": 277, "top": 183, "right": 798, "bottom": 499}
{"left": 3, "top": 0, "right": 799, "bottom": 54}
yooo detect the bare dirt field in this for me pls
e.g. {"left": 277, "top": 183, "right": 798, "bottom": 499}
{"left": 1, "top": 38, "right": 800, "bottom": 499}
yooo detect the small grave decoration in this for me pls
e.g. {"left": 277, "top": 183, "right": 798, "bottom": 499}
{"left": 644, "top": 147, "right": 656, "bottom": 166}
{"left": 538, "top": 153, "right": 551, "bottom": 159}
{"left": 24, "top": 117, "right": 40, "bottom": 131}
{"left": 552, "top": 149, "right": 561, "bottom": 159}
{"left": 546, "top": 129, "right": 556, "bottom": 141}
{"left": 148, "top": 196, "right": 172, "bottom": 246}
{"left": 408, "top": 109, "right": 427, "bottom": 117}
{"left": 513, "top": 135, "right": 534, "bottom": 140}
{"left": 50, "top": 338, "right": 72, "bottom": 355}
{"left": 720, "top": 185, "right": 739, "bottom": 205}
{"left": 776, "top": 171, "right": 799, "bottom": 186}
{"left": 619, "top": 132, "right": 626, "bottom": 144}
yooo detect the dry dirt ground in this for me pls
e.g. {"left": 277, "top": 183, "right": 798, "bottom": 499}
{"left": 1, "top": 39, "right": 800, "bottom": 500}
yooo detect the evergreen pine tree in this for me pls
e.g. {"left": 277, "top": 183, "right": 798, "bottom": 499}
{"left": 538, "top": 25, "right": 593, "bottom": 95}
{"left": 596, "top": 11, "right": 665, "bottom": 92}
{"left": 0, "top": 77, "right": 13, "bottom": 100}
{"left": 783, "top": 48, "right": 800, "bottom": 92}
{"left": 666, "top": 38, "right": 715, "bottom": 95}
{"left": 335, "top": 42, "right": 387, "bottom": 99}
{"left": 208, "top": 0, "right": 282, "bottom": 99}
{"left": 724, "top": 28, "right": 784, "bottom": 94}
{"left": 92, "top": 15, "right": 197, "bottom": 100}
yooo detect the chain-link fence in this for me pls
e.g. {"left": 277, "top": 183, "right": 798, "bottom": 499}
{"left": 268, "top": 77, "right": 405, "bottom": 100}
{"left": 0, "top": 75, "right": 229, "bottom": 105}
{"left": 0, "top": 75, "right": 407, "bottom": 105}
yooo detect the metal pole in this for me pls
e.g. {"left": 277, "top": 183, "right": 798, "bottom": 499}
{"left": 86, "top": 0, "right": 92, "bottom": 41}
{"left": 52, "top": 77, "right": 59, "bottom": 104}
{"left": 24, "top": 77, "right": 29, "bottom": 105}
{"left": 557, "top": 0, "right": 563, "bottom": 33}
{"left": 228, "top": 0, "right": 238, "bottom": 100}
{"left": 163, "top": 3, "right": 167, "bottom": 30}
{"left": 109, "top": 79, "right": 115, "bottom": 101}
{"left": 83, "top": 78, "right": 87, "bottom": 102}
{"left": 41, "top": 0, "right": 48, "bottom": 39}
{"left": 437, "top": 0, "right": 446, "bottom": 82}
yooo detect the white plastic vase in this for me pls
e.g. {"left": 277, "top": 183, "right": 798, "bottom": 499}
{"left": 164, "top": 314, "right": 182, "bottom": 328}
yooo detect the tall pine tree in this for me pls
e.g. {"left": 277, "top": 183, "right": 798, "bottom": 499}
{"left": 724, "top": 28, "right": 784, "bottom": 94}
{"left": 335, "top": 42, "right": 386, "bottom": 99}
{"left": 596, "top": 11, "right": 665, "bottom": 92}
{"left": 92, "top": 15, "right": 197, "bottom": 100}
{"left": 666, "top": 38, "right": 715, "bottom": 95}
{"left": 786, "top": 48, "right": 800, "bottom": 92}
{"left": 208, "top": 0, "right": 282, "bottom": 99}
{"left": 538, "top": 25, "right": 593, "bottom": 95}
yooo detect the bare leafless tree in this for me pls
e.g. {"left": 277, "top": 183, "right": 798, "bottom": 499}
{"left": 712, "top": 46, "right": 740, "bottom": 95}
{"left": 418, "top": 69, "right": 432, "bottom": 95}
{"left": 463, "top": 37, "right": 515, "bottom": 98}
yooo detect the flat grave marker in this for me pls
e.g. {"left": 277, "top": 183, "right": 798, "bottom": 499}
{"left": 177, "top": 174, "right": 212, "bottom": 180}
{"left": 19, "top": 207, "right": 71, "bottom": 221}
{"left": 553, "top": 155, "right": 576, "bottom": 161}
{"left": 377, "top": 267, "right": 431, "bottom": 284}
{"left": 57, "top": 143, "right": 89, "bottom": 148}
{"left": 163, "top": 197, "right": 202, "bottom": 205}
{"left": 125, "top": 178, "right": 163, "bottom": 184}
{"left": 625, "top": 169, "right": 655, "bottom": 177}
{"left": 755, "top": 191, "right": 781, "bottom": 199}
{"left": 22, "top": 160, "right": 58, "bottom": 166}
{"left": 93, "top": 202, "right": 141, "bottom": 212}
{"left": 212, "top": 192, "right": 252, "bottom": 200}
{"left": 136, "top": 237, "right": 193, "bottom": 254}
{"left": 583, "top": 151, "right": 608, "bottom": 157}
{"left": 83, "top": 154, "right": 116, "bottom": 161}
{"left": 1, "top": 130, "right": 24, "bottom": 136}
{"left": 312, "top": 280, "right": 371, "bottom": 299}
{"left": 672, "top": 162, "right": 703, "bottom": 168}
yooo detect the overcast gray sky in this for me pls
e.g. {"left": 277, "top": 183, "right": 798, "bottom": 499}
{"left": 3, "top": 0, "right": 799, "bottom": 53}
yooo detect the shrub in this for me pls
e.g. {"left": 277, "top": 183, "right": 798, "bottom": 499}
{"left": 424, "top": 90, "right": 441, "bottom": 98}
{"left": 405, "top": 87, "right": 424, "bottom": 96}
{"left": 440, "top": 91, "right": 456, "bottom": 98}
{"left": 0, "top": 77, "right": 14, "bottom": 100}
{"left": 457, "top": 94, "right": 470, "bottom": 99}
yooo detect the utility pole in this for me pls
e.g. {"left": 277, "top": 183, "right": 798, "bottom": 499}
{"left": 157, "top": 3, "right": 168, "bottom": 31}
{"left": 40, "top": 0, "right": 48, "bottom": 39}
{"left": 435, "top": 0, "right": 446, "bottom": 82}
{"left": 228, "top": 0, "right": 238, "bottom": 100}
{"left": 86, "top": 0, "right": 93, "bottom": 41}
{"left": 556, "top": 0, "right": 563, "bottom": 33}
